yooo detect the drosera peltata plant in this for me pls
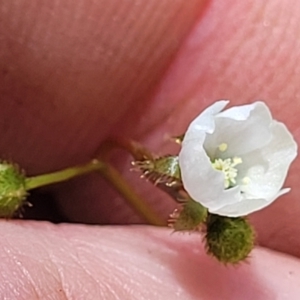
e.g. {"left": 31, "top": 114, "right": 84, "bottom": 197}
{"left": 0, "top": 101, "right": 297, "bottom": 264}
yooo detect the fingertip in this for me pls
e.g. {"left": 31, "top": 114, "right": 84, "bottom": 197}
{"left": 1, "top": 222, "right": 300, "bottom": 300}
{"left": 0, "top": 0, "right": 207, "bottom": 171}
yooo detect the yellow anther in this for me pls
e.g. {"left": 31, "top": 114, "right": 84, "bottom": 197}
{"left": 242, "top": 177, "right": 251, "bottom": 185}
{"left": 218, "top": 143, "right": 228, "bottom": 152}
{"left": 212, "top": 156, "right": 243, "bottom": 189}
{"left": 233, "top": 157, "right": 243, "bottom": 166}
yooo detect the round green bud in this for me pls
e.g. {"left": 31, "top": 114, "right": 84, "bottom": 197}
{"left": 0, "top": 162, "right": 27, "bottom": 217}
{"left": 205, "top": 214, "right": 255, "bottom": 264}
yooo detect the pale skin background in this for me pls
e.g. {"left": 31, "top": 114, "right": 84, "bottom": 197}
{"left": 1, "top": 0, "right": 300, "bottom": 299}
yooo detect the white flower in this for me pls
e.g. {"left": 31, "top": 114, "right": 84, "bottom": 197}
{"left": 179, "top": 101, "right": 298, "bottom": 217}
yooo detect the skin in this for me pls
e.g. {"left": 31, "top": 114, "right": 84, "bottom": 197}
{"left": 0, "top": 0, "right": 300, "bottom": 299}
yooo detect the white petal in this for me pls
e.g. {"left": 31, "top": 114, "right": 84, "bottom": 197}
{"left": 179, "top": 136, "right": 242, "bottom": 210}
{"left": 210, "top": 188, "right": 290, "bottom": 217}
{"left": 237, "top": 121, "right": 297, "bottom": 198}
{"left": 184, "top": 100, "right": 229, "bottom": 139}
{"left": 180, "top": 101, "right": 242, "bottom": 211}
{"left": 204, "top": 102, "right": 273, "bottom": 159}
{"left": 216, "top": 101, "right": 263, "bottom": 120}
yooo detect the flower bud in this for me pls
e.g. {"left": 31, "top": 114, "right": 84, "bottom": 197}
{"left": 133, "top": 155, "right": 181, "bottom": 185}
{"left": 0, "top": 162, "right": 27, "bottom": 217}
{"left": 205, "top": 215, "right": 255, "bottom": 264}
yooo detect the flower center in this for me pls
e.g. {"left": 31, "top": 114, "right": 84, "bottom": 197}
{"left": 212, "top": 154, "right": 242, "bottom": 189}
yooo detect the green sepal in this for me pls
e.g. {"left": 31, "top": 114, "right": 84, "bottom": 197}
{"left": 133, "top": 155, "right": 181, "bottom": 184}
{"left": 154, "top": 155, "right": 181, "bottom": 180}
{"left": 205, "top": 214, "right": 255, "bottom": 264}
{"left": 0, "top": 162, "right": 27, "bottom": 217}
{"left": 170, "top": 197, "right": 207, "bottom": 231}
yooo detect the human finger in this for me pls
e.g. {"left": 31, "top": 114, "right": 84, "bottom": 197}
{"left": 1, "top": 221, "right": 300, "bottom": 300}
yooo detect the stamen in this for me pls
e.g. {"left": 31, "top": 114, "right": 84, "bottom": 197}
{"left": 242, "top": 177, "right": 251, "bottom": 185}
{"left": 218, "top": 143, "right": 228, "bottom": 152}
{"left": 212, "top": 157, "right": 242, "bottom": 189}
{"left": 233, "top": 157, "right": 243, "bottom": 166}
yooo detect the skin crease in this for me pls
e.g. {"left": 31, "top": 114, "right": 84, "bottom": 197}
{"left": 0, "top": 0, "right": 300, "bottom": 299}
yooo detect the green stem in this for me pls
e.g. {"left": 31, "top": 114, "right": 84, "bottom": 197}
{"left": 25, "top": 158, "right": 165, "bottom": 226}
{"left": 99, "top": 163, "right": 165, "bottom": 226}
{"left": 25, "top": 159, "right": 104, "bottom": 190}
